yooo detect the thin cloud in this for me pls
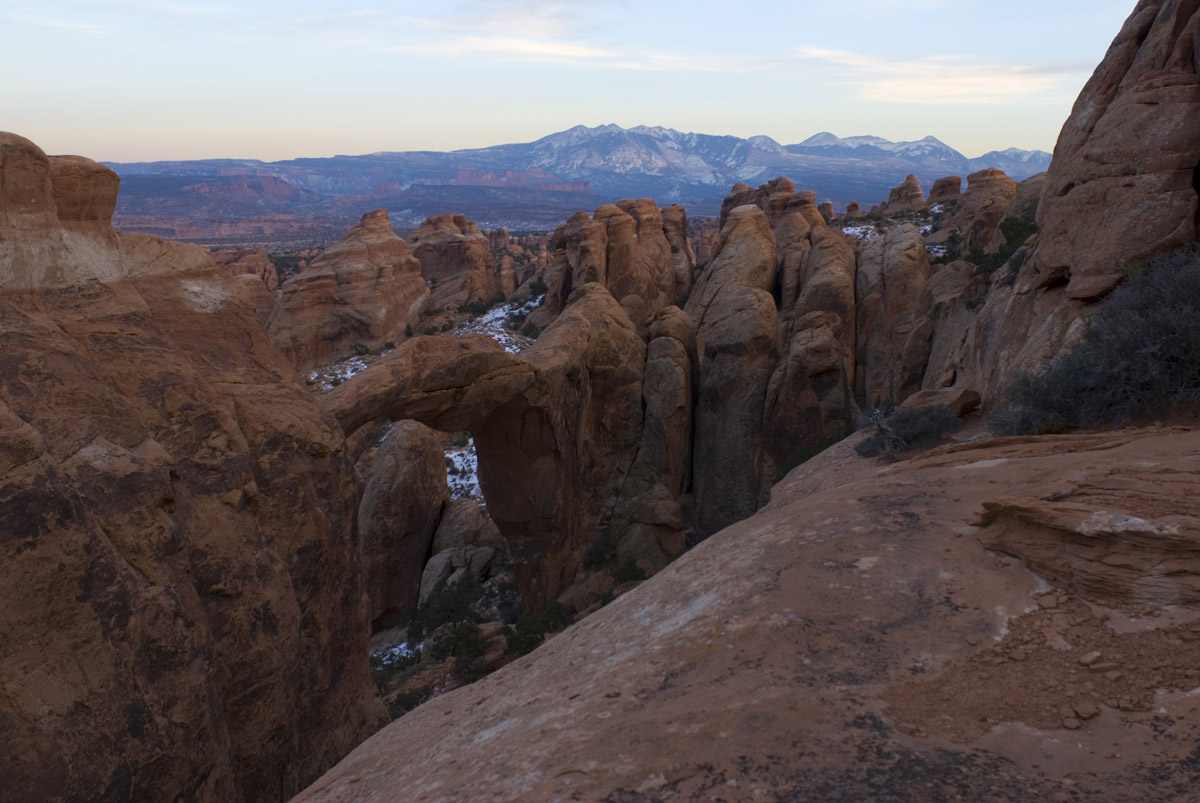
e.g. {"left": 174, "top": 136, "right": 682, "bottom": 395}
{"left": 456, "top": 35, "right": 616, "bottom": 60}
{"left": 0, "top": 12, "right": 106, "bottom": 32}
{"left": 796, "top": 47, "right": 1089, "bottom": 104}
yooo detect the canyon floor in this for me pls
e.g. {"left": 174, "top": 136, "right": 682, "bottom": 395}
{"left": 292, "top": 423, "right": 1200, "bottom": 802}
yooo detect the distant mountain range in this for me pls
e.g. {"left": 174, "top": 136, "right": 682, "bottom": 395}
{"left": 106, "top": 124, "right": 1052, "bottom": 244}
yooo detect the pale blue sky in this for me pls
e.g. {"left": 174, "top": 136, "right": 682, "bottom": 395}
{"left": 1, "top": 0, "right": 1134, "bottom": 162}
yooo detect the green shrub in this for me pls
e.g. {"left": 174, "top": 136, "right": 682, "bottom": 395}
{"left": 404, "top": 324, "right": 414, "bottom": 338}
{"left": 351, "top": 342, "right": 371, "bottom": 356}
{"left": 423, "top": 325, "right": 438, "bottom": 336}
{"left": 990, "top": 249, "right": 1200, "bottom": 435}
{"left": 855, "top": 405, "right": 960, "bottom": 459}
{"left": 520, "top": 322, "right": 542, "bottom": 339}
{"left": 501, "top": 601, "right": 574, "bottom": 658}
{"left": 384, "top": 341, "right": 396, "bottom": 350}
{"left": 529, "top": 276, "right": 548, "bottom": 296}
{"left": 401, "top": 576, "right": 484, "bottom": 643}
{"left": 611, "top": 557, "right": 647, "bottom": 584}
{"left": 429, "top": 621, "right": 487, "bottom": 683}
{"left": 388, "top": 685, "right": 432, "bottom": 719}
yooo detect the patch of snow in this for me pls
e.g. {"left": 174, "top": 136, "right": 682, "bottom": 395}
{"left": 926, "top": 244, "right": 949, "bottom": 259}
{"left": 308, "top": 346, "right": 395, "bottom": 391}
{"left": 452, "top": 294, "right": 544, "bottom": 355}
{"left": 930, "top": 204, "right": 945, "bottom": 215}
{"left": 445, "top": 436, "right": 482, "bottom": 501}
{"left": 920, "top": 225, "right": 933, "bottom": 235}
{"left": 841, "top": 225, "right": 880, "bottom": 241}
{"left": 372, "top": 640, "right": 423, "bottom": 666}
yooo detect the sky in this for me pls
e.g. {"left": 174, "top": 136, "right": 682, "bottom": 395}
{"left": 0, "top": 0, "right": 1136, "bottom": 163}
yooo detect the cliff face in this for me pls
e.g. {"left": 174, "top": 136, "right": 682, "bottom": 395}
{"left": 0, "top": 132, "right": 386, "bottom": 802}
{"left": 293, "top": 426, "right": 1200, "bottom": 803}
{"left": 1033, "top": 0, "right": 1200, "bottom": 300}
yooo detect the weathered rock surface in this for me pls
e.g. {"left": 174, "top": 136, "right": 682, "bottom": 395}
{"left": 212, "top": 247, "right": 279, "bottom": 290}
{"left": 856, "top": 224, "right": 932, "bottom": 406}
{"left": 321, "top": 334, "right": 534, "bottom": 437}
{"left": 945, "top": 168, "right": 1019, "bottom": 254}
{"left": 408, "top": 213, "right": 500, "bottom": 309}
{"left": 267, "top": 209, "right": 428, "bottom": 371}
{"left": 762, "top": 310, "right": 857, "bottom": 479}
{"left": 929, "top": 175, "right": 963, "bottom": 205}
{"left": 357, "top": 421, "right": 448, "bottom": 626}
{"left": 886, "top": 173, "right": 927, "bottom": 212}
{"left": 686, "top": 204, "right": 780, "bottom": 535}
{"left": 597, "top": 199, "right": 676, "bottom": 328}
{"left": 1034, "top": 0, "right": 1200, "bottom": 300}
{"left": 532, "top": 200, "right": 691, "bottom": 330}
{"left": 294, "top": 425, "right": 1200, "bottom": 803}
{"left": 0, "top": 134, "right": 385, "bottom": 802}
{"left": 474, "top": 283, "right": 647, "bottom": 609}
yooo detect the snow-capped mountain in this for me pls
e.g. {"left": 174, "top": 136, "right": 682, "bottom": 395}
{"left": 107, "top": 124, "right": 1052, "bottom": 234}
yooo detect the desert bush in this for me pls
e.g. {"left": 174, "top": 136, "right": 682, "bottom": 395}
{"left": 990, "top": 249, "right": 1200, "bottom": 435}
{"left": 520, "top": 322, "right": 542, "bottom": 339}
{"left": 611, "top": 557, "right": 647, "bottom": 585}
{"left": 401, "top": 576, "right": 484, "bottom": 643}
{"left": 855, "top": 404, "right": 960, "bottom": 459}
{"left": 501, "top": 602, "right": 574, "bottom": 658}
{"left": 388, "top": 685, "right": 432, "bottom": 719}
{"left": 529, "top": 276, "right": 548, "bottom": 296}
{"left": 430, "top": 621, "right": 488, "bottom": 683}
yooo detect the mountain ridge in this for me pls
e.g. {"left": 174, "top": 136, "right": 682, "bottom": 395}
{"left": 104, "top": 124, "right": 1051, "bottom": 238}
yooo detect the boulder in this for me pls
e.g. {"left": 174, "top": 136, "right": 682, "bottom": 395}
{"left": 267, "top": 209, "right": 428, "bottom": 371}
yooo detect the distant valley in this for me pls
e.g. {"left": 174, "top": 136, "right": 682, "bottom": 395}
{"left": 106, "top": 124, "right": 1050, "bottom": 247}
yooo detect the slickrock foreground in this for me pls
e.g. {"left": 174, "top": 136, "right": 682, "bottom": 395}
{"left": 294, "top": 425, "right": 1200, "bottom": 802}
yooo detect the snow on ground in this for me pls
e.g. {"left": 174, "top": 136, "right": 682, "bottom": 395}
{"left": 841, "top": 225, "right": 880, "bottom": 241}
{"left": 927, "top": 244, "right": 949, "bottom": 259}
{"left": 445, "top": 436, "right": 482, "bottom": 501}
{"left": 452, "top": 295, "right": 544, "bottom": 355}
{"left": 372, "top": 640, "right": 423, "bottom": 666}
{"left": 930, "top": 204, "right": 944, "bottom": 215}
{"left": 920, "top": 225, "right": 933, "bottom": 235}
{"left": 307, "top": 346, "right": 396, "bottom": 391}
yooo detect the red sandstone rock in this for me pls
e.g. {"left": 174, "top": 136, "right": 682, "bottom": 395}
{"left": 929, "top": 175, "right": 963, "bottom": 205}
{"left": 0, "top": 134, "right": 385, "bottom": 802}
{"left": 1034, "top": 0, "right": 1200, "bottom": 300}
{"left": 408, "top": 213, "right": 501, "bottom": 309}
{"left": 887, "top": 173, "right": 927, "bottom": 213}
{"left": 211, "top": 246, "right": 279, "bottom": 290}
{"left": 267, "top": 209, "right": 428, "bottom": 371}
